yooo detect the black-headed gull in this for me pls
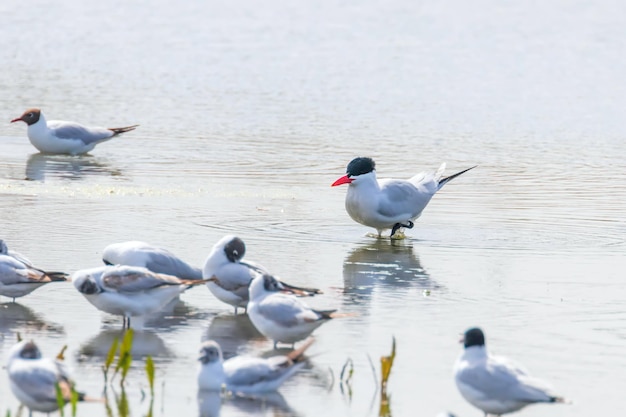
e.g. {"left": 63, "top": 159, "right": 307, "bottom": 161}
{"left": 0, "top": 240, "right": 68, "bottom": 301}
{"left": 248, "top": 273, "right": 350, "bottom": 348}
{"left": 103, "top": 241, "right": 202, "bottom": 279}
{"left": 454, "top": 327, "right": 566, "bottom": 416}
{"left": 72, "top": 265, "right": 207, "bottom": 329}
{"left": 332, "top": 157, "right": 475, "bottom": 237}
{"left": 203, "top": 235, "right": 321, "bottom": 314}
{"left": 7, "top": 339, "right": 94, "bottom": 414}
{"left": 10, "top": 108, "right": 138, "bottom": 155}
{"left": 197, "top": 338, "right": 313, "bottom": 393}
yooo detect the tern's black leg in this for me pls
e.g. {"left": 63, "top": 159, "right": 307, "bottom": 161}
{"left": 390, "top": 220, "right": 414, "bottom": 237}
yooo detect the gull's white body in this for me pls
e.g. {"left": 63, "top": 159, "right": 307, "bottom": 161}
{"left": 203, "top": 236, "right": 269, "bottom": 312}
{"left": 72, "top": 265, "right": 201, "bottom": 327}
{"left": 6, "top": 341, "right": 72, "bottom": 413}
{"left": 344, "top": 164, "right": 446, "bottom": 235}
{"left": 247, "top": 275, "right": 329, "bottom": 345}
{"left": 24, "top": 111, "right": 123, "bottom": 155}
{"left": 197, "top": 341, "right": 307, "bottom": 394}
{"left": 103, "top": 241, "right": 202, "bottom": 279}
{"left": 454, "top": 345, "right": 558, "bottom": 415}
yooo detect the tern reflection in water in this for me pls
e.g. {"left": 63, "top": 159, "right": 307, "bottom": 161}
{"left": 202, "top": 314, "right": 266, "bottom": 359}
{"left": 198, "top": 390, "right": 297, "bottom": 417}
{"left": 343, "top": 239, "right": 439, "bottom": 300}
{"left": 25, "top": 153, "right": 123, "bottom": 181}
{"left": 79, "top": 328, "right": 170, "bottom": 359}
{"left": 0, "top": 302, "right": 64, "bottom": 335}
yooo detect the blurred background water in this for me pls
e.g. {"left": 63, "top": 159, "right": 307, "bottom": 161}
{"left": 0, "top": 0, "right": 625, "bottom": 416}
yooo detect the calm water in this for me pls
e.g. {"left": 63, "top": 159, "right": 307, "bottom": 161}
{"left": 1, "top": 0, "right": 625, "bottom": 416}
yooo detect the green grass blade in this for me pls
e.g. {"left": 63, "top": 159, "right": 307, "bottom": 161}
{"left": 145, "top": 355, "right": 155, "bottom": 396}
{"left": 104, "top": 337, "right": 120, "bottom": 374}
{"left": 70, "top": 386, "right": 79, "bottom": 417}
{"left": 54, "top": 382, "right": 65, "bottom": 417}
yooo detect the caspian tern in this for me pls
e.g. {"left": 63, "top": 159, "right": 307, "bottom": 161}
{"left": 203, "top": 235, "right": 321, "bottom": 314}
{"left": 247, "top": 273, "right": 350, "bottom": 348}
{"left": 454, "top": 327, "right": 567, "bottom": 416}
{"left": 72, "top": 265, "right": 207, "bottom": 329}
{"left": 332, "top": 157, "right": 476, "bottom": 237}
{"left": 102, "top": 241, "right": 202, "bottom": 280}
{"left": 10, "top": 108, "right": 138, "bottom": 155}
{"left": 197, "top": 338, "right": 313, "bottom": 393}
{"left": 0, "top": 240, "right": 68, "bottom": 301}
{"left": 7, "top": 340, "right": 95, "bottom": 414}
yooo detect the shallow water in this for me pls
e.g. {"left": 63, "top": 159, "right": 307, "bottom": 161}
{"left": 1, "top": 0, "right": 625, "bottom": 416}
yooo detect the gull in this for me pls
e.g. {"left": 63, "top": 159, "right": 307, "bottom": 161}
{"left": 331, "top": 157, "right": 475, "bottom": 237}
{"left": 10, "top": 108, "right": 138, "bottom": 155}
{"left": 203, "top": 235, "right": 321, "bottom": 314}
{"left": 454, "top": 327, "right": 567, "bottom": 416}
{"left": 72, "top": 265, "right": 207, "bottom": 329}
{"left": 197, "top": 338, "right": 313, "bottom": 393}
{"left": 248, "top": 273, "right": 350, "bottom": 348}
{"left": 103, "top": 240, "right": 202, "bottom": 279}
{"left": 0, "top": 241, "right": 68, "bottom": 302}
{"left": 7, "top": 339, "right": 96, "bottom": 416}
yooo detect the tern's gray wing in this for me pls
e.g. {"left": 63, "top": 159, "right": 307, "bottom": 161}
{"left": 0, "top": 255, "right": 46, "bottom": 284}
{"left": 224, "top": 356, "right": 287, "bottom": 386}
{"left": 457, "top": 357, "right": 554, "bottom": 403}
{"left": 212, "top": 263, "right": 257, "bottom": 296}
{"left": 256, "top": 294, "right": 320, "bottom": 327}
{"left": 7, "top": 249, "right": 34, "bottom": 268}
{"left": 377, "top": 179, "right": 433, "bottom": 218}
{"left": 101, "top": 266, "right": 181, "bottom": 293}
{"left": 145, "top": 249, "right": 202, "bottom": 279}
{"left": 10, "top": 363, "right": 60, "bottom": 402}
{"left": 48, "top": 120, "right": 113, "bottom": 144}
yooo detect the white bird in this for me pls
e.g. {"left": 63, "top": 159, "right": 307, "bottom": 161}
{"left": 454, "top": 327, "right": 566, "bottom": 416}
{"left": 331, "top": 157, "right": 476, "bottom": 237}
{"left": 248, "top": 273, "right": 349, "bottom": 348}
{"left": 103, "top": 241, "right": 202, "bottom": 279}
{"left": 72, "top": 265, "right": 207, "bottom": 329}
{"left": 203, "top": 235, "right": 321, "bottom": 314}
{"left": 197, "top": 338, "right": 313, "bottom": 394}
{"left": 0, "top": 241, "right": 68, "bottom": 302}
{"left": 10, "top": 108, "right": 138, "bottom": 155}
{"left": 6, "top": 339, "right": 93, "bottom": 415}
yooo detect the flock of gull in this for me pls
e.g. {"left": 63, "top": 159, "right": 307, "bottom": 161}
{"left": 3, "top": 108, "right": 568, "bottom": 416}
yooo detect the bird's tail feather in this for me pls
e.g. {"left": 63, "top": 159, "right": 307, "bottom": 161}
{"left": 438, "top": 165, "right": 477, "bottom": 189}
{"left": 108, "top": 125, "right": 139, "bottom": 136}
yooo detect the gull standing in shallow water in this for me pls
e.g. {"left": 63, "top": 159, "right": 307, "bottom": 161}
{"left": 248, "top": 274, "right": 351, "bottom": 348}
{"left": 203, "top": 235, "right": 321, "bottom": 314}
{"left": 331, "top": 157, "right": 476, "bottom": 238}
{"left": 454, "top": 327, "right": 567, "bottom": 416}
{"left": 103, "top": 241, "right": 202, "bottom": 279}
{"left": 7, "top": 339, "right": 96, "bottom": 415}
{"left": 0, "top": 240, "right": 68, "bottom": 302}
{"left": 10, "top": 108, "right": 138, "bottom": 155}
{"left": 72, "top": 265, "right": 207, "bottom": 329}
{"left": 197, "top": 338, "right": 313, "bottom": 394}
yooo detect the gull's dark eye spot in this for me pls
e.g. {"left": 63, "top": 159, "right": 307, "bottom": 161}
{"left": 27, "top": 113, "right": 33, "bottom": 117}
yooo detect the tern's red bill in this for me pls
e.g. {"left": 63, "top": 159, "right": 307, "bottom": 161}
{"left": 331, "top": 175, "right": 353, "bottom": 187}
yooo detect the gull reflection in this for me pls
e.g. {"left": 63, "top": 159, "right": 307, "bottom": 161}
{"left": 0, "top": 302, "right": 64, "bottom": 335}
{"left": 343, "top": 240, "right": 438, "bottom": 301}
{"left": 79, "top": 328, "right": 171, "bottom": 359}
{"left": 25, "top": 153, "right": 123, "bottom": 181}
{"left": 198, "top": 390, "right": 296, "bottom": 417}
{"left": 202, "top": 314, "right": 266, "bottom": 359}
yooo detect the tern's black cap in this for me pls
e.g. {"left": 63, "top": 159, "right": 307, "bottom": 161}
{"left": 463, "top": 327, "right": 485, "bottom": 348}
{"left": 346, "top": 157, "right": 375, "bottom": 177}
